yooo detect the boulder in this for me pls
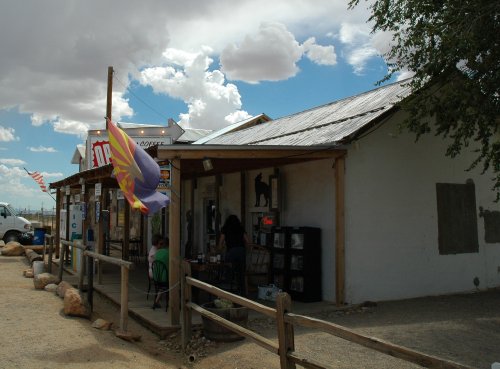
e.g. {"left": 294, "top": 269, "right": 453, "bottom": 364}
{"left": 0, "top": 240, "right": 5, "bottom": 247}
{"left": 33, "top": 273, "right": 58, "bottom": 289}
{"left": 45, "top": 283, "right": 58, "bottom": 293}
{"left": 1, "top": 242, "right": 24, "bottom": 256}
{"left": 56, "top": 281, "right": 73, "bottom": 298}
{"left": 92, "top": 318, "right": 113, "bottom": 330}
{"left": 23, "top": 269, "right": 34, "bottom": 278}
{"left": 63, "top": 288, "right": 90, "bottom": 318}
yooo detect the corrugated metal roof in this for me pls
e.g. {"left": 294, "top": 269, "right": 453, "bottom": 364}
{"left": 203, "top": 79, "right": 412, "bottom": 147}
{"left": 177, "top": 127, "right": 213, "bottom": 143}
{"left": 193, "top": 113, "right": 271, "bottom": 144}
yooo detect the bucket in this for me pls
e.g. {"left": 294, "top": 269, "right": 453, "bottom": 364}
{"left": 33, "top": 260, "right": 45, "bottom": 276}
{"left": 33, "top": 228, "right": 46, "bottom": 245}
{"left": 201, "top": 302, "right": 248, "bottom": 342}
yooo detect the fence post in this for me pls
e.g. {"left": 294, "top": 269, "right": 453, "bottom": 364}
{"left": 78, "top": 244, "right": 85, "bottom": 291}
{"left": 276, "top": 293, "right": 296, "bottom": 369}
{"left": 48, "top": 236, "right": 53, "bottom": 274}
{"left": 87, "top": 252, "right": 94, "bottom": 312}
{"left": 181, "top": 261, "right": 192, "bottom": 350}
{"left": 120, "top": 265, "right": 129, "bottom": 332}
{"left": 58, "top": 243, "right": 65, "bottom": 282}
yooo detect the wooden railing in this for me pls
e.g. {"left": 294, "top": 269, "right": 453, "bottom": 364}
{"left": 46, "top": 235, "right": 134, "bottom": 333}
{"left": 180, "top": 261, "right": 473, "bottom": 369}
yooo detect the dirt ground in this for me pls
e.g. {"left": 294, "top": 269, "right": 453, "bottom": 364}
{"left": 1, "top": 254, "right": 499, "bottom": 369}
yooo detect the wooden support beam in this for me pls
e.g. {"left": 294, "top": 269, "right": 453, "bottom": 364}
{"left": 55, "top": 189, "right": 61, "bottom": 258}
{"left": 120, "top": 265, "right": 129, "bottom": 331}
{"left": 123, "top": 200, "right": 130, "bottom": 261}
{"left": 169, "top": 158, "right": 181, "bottom": 325}
{"left": 334, "top": 155, "right": 346, "bottom": 306}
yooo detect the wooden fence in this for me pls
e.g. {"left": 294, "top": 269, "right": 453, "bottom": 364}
{"left": 44, "top": 235, "right": 134, "bottom": 333}
{"left": 180, "top": 261, "right": 473, "bottom": 369}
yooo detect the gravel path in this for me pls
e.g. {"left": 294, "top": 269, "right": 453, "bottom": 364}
{"left": 0, "top": 255, "right": 181, "bottom": 369}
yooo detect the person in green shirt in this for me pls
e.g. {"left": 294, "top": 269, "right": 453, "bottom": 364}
{"left": 152, "top": 237, "right": 169, "bottom": 309}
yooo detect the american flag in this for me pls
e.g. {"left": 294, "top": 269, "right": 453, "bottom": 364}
{"left": 25, "top": 168, "right": 48, "bottom": 192}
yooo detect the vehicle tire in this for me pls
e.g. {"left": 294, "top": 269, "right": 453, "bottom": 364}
{"left": 4, "top": 232, "right": 20, "bottom": 243}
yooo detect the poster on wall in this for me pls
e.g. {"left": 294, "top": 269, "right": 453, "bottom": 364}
{"left": 157, "top": 162, "right": 171, "bottom": 192}
{"left": 95, "top": 183, "right": 102, "bottom": 197}
{"left": 95, "top": 201, "right": 100, "bottom": 223}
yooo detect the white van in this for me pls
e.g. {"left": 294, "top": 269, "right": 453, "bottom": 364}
{"left": 0, "top": 202, "right": 32, "bottom": 243}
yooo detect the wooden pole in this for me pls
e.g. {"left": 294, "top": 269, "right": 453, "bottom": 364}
{"left": 276, "top": 292, "right": 296, "bottom": 369}
{"left": 123, "top": 201, "right": 130, "bottom": 261}
{"left": 65, "top": 194, "right": 70, "bottom": 264}
{"left": 47, "top": 236, "right": 53, "bottom": 274}
{"left": 55, "top": 189, "right": 61, "bottom": 258}
{"left": 106, "top": 66, "right": 113, "bottom": 123}
{"left": 78, "top": 241, "right": 85, "bottom": 291}
{"left": 181, "top": 261, "right": 192, "bottom": 349}
{"left": 120, "top": 265, "right": 129, "bottom": 332}
{"left": 87, "top": 253, "right": 94, "bottom": 312}
{"left": 334, "top": 156, "right": 346, "bottom": 306}
{"left": 169, "top": 158, "right": 181, "bottom": 325}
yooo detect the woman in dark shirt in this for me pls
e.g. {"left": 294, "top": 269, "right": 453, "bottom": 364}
{"left": 219, "top": 215, "right": 249, "bottom": 296}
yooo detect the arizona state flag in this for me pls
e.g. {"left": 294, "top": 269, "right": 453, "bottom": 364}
{"left": 106, "top": 118, "right": 169, "bottom": 214}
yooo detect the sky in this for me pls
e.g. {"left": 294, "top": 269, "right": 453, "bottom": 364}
{"left": 0, "top": 0, "right": 409, "bottom": 211}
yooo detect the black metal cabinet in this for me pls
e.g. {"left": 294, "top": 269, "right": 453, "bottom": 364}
{"left": 269, "top": 226, "right": 321, "bottom": 302}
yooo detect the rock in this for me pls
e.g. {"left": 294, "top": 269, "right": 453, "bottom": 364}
{"left": 33, "top": 273, "right": 58, "bottom": 289}
{"left": 24, "top": 269, "right": 34, "bottom": 278}
{"left": 92, "top": 318, "right": 113, "bottom": 330}
{"left": 56, "top": 281, "right": 73, "bottom": 298}
{"left": 63, "top": 288, "right": 90, "bottom": 318}
{"left": 0, "top": 240, "right": 5, "bottom": 247}
{"left": 115, "top": 330, "right": 141, "bottom": 342}
{"left": 1, "top": 242, "right": 24, "bottom": 256}
{"left": 45, "top": 283, "right": 58, "bottom": 293}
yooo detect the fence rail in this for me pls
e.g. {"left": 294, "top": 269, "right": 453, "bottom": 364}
{"left": 181, "top": 261, "right": 473, "bottom": 369}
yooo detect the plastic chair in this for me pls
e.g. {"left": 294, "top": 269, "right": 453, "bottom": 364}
{"left": 151, "top": 260, "right": 169, "bottom": 311}
{"left": 245, "top": 245, "right": 271, "bottom": 296}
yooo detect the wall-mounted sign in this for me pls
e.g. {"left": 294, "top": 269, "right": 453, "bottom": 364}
{"left": 116, "top": 189, "right": 124, "bottom": 200}
{"left": 157, "top": 162, "right": 171, "bottom": 191}
{"left": 65, "top": 185, "right": 71, "bottom": 196}
{"left": 87, "top": 134, "right": 173, "bottom": 169}
{"left": 95, "top": 201, "right": 100, "bottom": 223}
{"left": 95, "top": 183, "right": 102, "bottom": 197}
{"left": 74, "top": 194, "right": 80, "bottom": 203}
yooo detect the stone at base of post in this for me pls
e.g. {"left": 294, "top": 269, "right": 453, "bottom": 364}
{"left": 115, "top": 330, "right": 141, "bottom": 342}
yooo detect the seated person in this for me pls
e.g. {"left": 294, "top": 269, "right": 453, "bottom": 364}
{"left": 152, "top": 237, "right": 169, "bottom": 309}
{"left": 148, "top": 234, "right": 163, "bottom": 279}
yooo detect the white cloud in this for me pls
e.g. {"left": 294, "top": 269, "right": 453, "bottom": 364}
{"left": 303, "top": 37, "right": 337, "bottom": 66}
{"left": 0, "top": 158, "right": 26, "bottom": 166}
{"left": 0, "top": 126, "right": 18, "bottom": 141}
{"left": 141, "top": 48, "right": 250, "bottom": 130}
{"left": 28, "top": 146, "right": 58, "bottom": 153}
{"left": 338, "top": 22, "right": 380, "bottom": 74}
{"left": 220, "top": 23, "right": 303, "bottom": 83}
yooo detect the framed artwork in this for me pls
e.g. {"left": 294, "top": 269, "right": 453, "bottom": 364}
{"left": 269, "top": 174, "right": 280, "bottom": 211}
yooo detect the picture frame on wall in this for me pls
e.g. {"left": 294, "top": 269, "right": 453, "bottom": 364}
{"left": 269, "top": 174, "right": 280, "bottom": 211}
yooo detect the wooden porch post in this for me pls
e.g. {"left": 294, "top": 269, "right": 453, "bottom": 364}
{"left": 335, "top": 155, "right": 346, "bottom": 306}
{"left": 55, "top": 188, "right": 61, "bottom": 258}
{"left": 169, "top": 158, "right": 181, "bottom": 325}
{"left": 123, "top": 200, "right": 130, "bottom": 261}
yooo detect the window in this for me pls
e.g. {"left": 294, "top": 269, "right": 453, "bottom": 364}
{"left": 436, "top": 181, "right": 479, "bottom": 254}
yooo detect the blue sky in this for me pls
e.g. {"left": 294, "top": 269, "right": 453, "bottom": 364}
{"left": 0, "top": 0, "right": 407, "bottom": 211}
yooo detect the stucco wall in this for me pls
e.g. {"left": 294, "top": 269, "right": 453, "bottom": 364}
{"left": 345, "top": 112, "right": 500, "bottom": 303}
